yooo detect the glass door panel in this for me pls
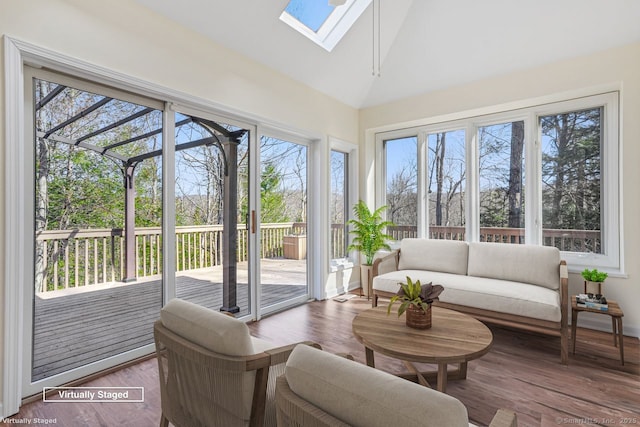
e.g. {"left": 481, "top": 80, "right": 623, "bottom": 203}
{"left": 28, "top": 72, "right": 164, "bottom": 394}
{"left": 259, "top": 136, "right": 309, "bottom": 313}
{"left": 173, "top": 112, "right": 251, "bottom": 317}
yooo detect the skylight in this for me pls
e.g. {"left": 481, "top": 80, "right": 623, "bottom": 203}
{"left": 280, "top": 0, "right": 372, "bottom": 52}
{"left": 285, "top": 0, "right": 335, "bottom": 33}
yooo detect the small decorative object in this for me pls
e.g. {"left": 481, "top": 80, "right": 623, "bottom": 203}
{"left": 387, "top": 276, "right": 444, "bottom": 329}
{"left": 581, "top": 268, "right": 608, "bottom": 295}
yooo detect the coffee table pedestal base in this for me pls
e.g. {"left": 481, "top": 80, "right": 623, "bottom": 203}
{"left": 365, "top": 347, "right": 467, "bottom": 393}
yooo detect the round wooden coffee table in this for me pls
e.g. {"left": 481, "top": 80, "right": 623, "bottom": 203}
{"left": 352, "top": 306, "right": 493, "bottom": 393}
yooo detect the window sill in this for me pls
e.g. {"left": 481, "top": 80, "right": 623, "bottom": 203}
{"left": 330, "top": 259, "right": 354, "bottom": 273}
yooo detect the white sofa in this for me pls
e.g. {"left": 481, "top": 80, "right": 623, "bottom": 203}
{"left": 275, "top": 344, "right": 518, "bottom": 427}
{"left": 372, "top": 238, "right": 569, "bottom": 364}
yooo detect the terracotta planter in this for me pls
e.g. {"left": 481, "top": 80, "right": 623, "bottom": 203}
{"left": 405, "top": 304, "right": 432, "bottom": 329}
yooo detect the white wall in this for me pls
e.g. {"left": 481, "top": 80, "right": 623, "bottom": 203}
{"left": 360, "top": 42, "right": 640, "bottom": 339}
{"left": 0, "top": 0, "right": 359, "bottom": 412}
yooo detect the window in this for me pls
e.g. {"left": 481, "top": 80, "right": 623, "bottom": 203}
{"left": 478, "top": 121, "right": 525, "bottom": 243}
{"left": 540, "top": 108, "right": 602, "bottom": 253}
{"left": 377, "top": 92, "right": 620, "bottom": 272}
{"left": 428, "top": 130, "right": 466, "bottom": 239}
{"left": 285, "top": 0, "right": 334, "bottom": 32}
{"left": 330, "top": 138, "right": 357, "bottom": 267}
{"left": 330, "top": 150, "right": 348, "bottom": 259}
{"left": 280, "top": 0, "right": 372, "bottom": 52}
{"left": 384, "top": 136, "right": 418, "bottom": 241}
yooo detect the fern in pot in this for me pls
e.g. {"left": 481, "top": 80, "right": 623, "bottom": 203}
{"left": 347, "top": 200, "right": 394, "bottom": 297}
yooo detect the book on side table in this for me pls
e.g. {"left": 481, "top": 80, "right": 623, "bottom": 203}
{"left": 576, "top": 293, "right": 608, "bottom": 311}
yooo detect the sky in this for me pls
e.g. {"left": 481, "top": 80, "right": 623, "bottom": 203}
{"left": 285, "top": 0, "right": 335, "bottom": 32}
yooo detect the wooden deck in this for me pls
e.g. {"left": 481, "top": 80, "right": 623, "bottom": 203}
{"left": 32, "top": 258, "right": 307, "bottom": 381}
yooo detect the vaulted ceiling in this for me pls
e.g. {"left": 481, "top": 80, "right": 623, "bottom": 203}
{"left": 133, "top": 0, "right": 640, "bottom": 109}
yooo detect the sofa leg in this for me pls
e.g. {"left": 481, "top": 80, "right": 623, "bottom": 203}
{"left": 372, "top": 293, "right": 378, "bottom": 308}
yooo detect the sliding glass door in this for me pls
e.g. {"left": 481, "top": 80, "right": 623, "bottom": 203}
{"left": 22, "top": 67, "right": 313, "bottom": 398}
{"left": 172, "top": 109, "right": 254, "bottom": 318}
{"left": 25, "top": 68, "right": 165, "bottom": 395}
{"left": 258, "top": 134, "right": 310, "bottom": 315}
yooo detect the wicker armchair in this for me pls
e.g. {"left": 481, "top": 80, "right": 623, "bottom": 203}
{"left": 154, "top": 298, "right": 320, "bottom": 427}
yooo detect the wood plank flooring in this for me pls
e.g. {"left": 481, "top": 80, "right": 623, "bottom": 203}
{"left": 32, "top": 259, "right": 307, "bottom": 381}
{"left": 9, "top": 297, "right": 639, "bottom": 427}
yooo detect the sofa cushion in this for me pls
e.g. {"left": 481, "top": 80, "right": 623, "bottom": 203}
{"left": 467, "top": 242, "right": 560, "bottom": 290}
{"left": 285, "top": 344, "right": 469, "bottom": 427}
{"left": 373, "top": 269, "right": 429, "bottom": 294}
{"left": 160, "top": 298, "right": 255, "bottom": 356}
{"left": 437, "top": 273, "right": 562, "bottom": 322}
{"left": 398, "top": 238, "right": 469, "bottom": 275}
{"left": 374, "top": 270, "right": 561, "bottom": 322}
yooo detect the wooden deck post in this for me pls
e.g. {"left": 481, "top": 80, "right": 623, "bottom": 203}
{"left": 221, "top": 138, "right": 240, "bottom": 313}
{"left": 123, "top": 164, "right": 137, "bottom": 282}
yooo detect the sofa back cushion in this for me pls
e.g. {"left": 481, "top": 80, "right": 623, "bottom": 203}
{"left": 284, "top": 344, "right": 469, "bottom": 427}
{"left": 398, "top": 238, "right": 469, "bottom": 275}
{"left": 160, "top": 298, "right": 255, "bottom": 356}
{"left": 467, "top": 242, "right": 560, "bottom": 290}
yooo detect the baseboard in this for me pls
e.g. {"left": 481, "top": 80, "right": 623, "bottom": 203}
{"left": 573, "top": 315, "right": 639, "bottom": 339}
{"left": 324, "top": 282, "right": 362, "bottom": 300}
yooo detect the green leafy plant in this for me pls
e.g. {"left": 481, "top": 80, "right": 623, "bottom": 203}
{"left": 581, "top": 268, "right": 608, "bottom": 283}
{"left": 387, "top": 276, "right": 444, "bottom": 316}
{"left": 346, "top": 200, "right": 394, "bottom": 265}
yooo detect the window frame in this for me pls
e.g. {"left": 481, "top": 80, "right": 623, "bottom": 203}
{"left": 330, "top": 138, "right": 358, "bottom": 269}
{"left": 376, "top": 92, "right": 621, "bottom": 274}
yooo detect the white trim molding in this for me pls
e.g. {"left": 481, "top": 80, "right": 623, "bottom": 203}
{"left": 3, "top": 35, "right": 27, "bottom": 418}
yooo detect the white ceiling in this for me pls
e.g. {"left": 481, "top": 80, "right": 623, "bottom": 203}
{"left": 133, "top": 0, "right": 640, "bottom": 109}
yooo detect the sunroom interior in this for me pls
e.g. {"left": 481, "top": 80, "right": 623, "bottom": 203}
{"left": 2, "top": 0, "right": 640, "bottom": 424}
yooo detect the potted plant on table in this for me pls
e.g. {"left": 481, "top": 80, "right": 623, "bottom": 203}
{"left": 581, "top": 268, "right": 608, "bottom": 295}
{"left": 387, "top": 276, "right": 444, "bottom": 329}
{"left": 347, "top": 200, "right": 394, "bottom": 298}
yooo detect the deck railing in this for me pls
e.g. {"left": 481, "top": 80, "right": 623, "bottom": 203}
{"left": 35, "top": 223, "right": 599, "bottom": 293}
{"left": 36, "top": 223, "right": 305, "bottom": 293}
{"left": 388, "top": 225, "right": 600, "bottom": 251}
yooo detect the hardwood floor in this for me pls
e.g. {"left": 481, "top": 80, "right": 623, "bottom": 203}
{"left": 6, "top": 297, "right": 639, "bottom": 427}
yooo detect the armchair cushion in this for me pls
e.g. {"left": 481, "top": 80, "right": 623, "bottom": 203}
{"left": 160, "top": 298, "right": 254, "bottom": 356}
{"left": 284, "top": 344, "right": 469, "bottom": 427}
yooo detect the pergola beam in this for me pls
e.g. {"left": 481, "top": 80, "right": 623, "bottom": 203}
{"left": 220, "top": 136, "right": 240, "bottom": 313}
{"left": 36, "top": 84, "right": 66, "bottom": 111}
{"left": 36, "top": 131, "right": 128, "bottom": 163}
{"left": 101, "top": 117, "right": 193, "bottom": 152}
{"left": 76, "top": 107, "right": 155, "bottom": 144}
{"left": 43, "top": 97, "right": 113, "bottom": 139}
{"left": 125, "top": 136, "right": 230, "bottom": 166}
{"left": 123, "top": 165, "right": 136, "bottom": 282}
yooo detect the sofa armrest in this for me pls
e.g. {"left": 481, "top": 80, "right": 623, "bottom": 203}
{"left": 372, "top": 249, "right": 400, "bottom": 277}
{"left": 488, "top": 409, "right": 518, "bottom": 427}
